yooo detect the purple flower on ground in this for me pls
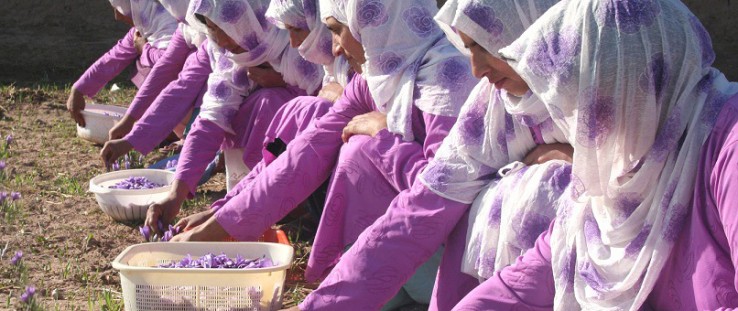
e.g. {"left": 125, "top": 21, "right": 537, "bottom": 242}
{"left": 5, "top": 134, "right": 12, "bottom": 145}
{"left": 10, "top": 192, "right": 20, "bottom": 201}
{"left": 0, "top": 160, "right": 5, "bottom": 170}
{"left": 112, "top": 162, "right": 120, "bottom": 171}
{"left": 10, "top": 250, "right": 22, "bottom": 265}
{"left": 402, "top": 6, "right": 436, "bottom": 38}
{"left": 20, "top": 286, "right": 35, "bottom": 303}
{"left": 0, "top": 192, "right": 8, "bottom": 203}
{"left": 356, "top": 0, "right": 389, "bottom": 28}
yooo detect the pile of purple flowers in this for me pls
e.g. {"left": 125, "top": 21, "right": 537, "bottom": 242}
{"left": 139, "top": 222, "right": 181, "bottom": 242}
{"left": 157, "top": 253, "right": 275, "bottom": 269}
{"left": 109, "top": 176, "right": 164, "bottom": 190}
{"left": 103, "top": 112, "right": 123, "bottom": 118}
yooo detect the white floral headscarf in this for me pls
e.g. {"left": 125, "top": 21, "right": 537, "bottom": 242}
{"left": 321, "top": 0, "right": 477, "bottom": 141}
{"left": 422, "top": 0, "right": 564, "bottom": 280}
{"left": 190, "top": 0, "right": 324, "bottom": 133}
{"left": 158, "top": 0, "right": 207, "bottom": 47}
{"left": 499, "top": 0, "right": 738, "bottom": 309}
{"left": 110, "top": 0, "right": 179, "bottom": 49}
{"left": 266, "top": 0, "right": 351, "bottom": 86}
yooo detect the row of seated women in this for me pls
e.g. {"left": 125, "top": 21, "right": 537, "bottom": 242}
{"left": 67, "top": 0, "right": 738, "bottom": 309}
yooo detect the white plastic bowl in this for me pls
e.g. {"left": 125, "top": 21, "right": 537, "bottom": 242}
{"left": 76, "top": 103, "right": 127, "bottom": 144}
{"left": 89, "top": 169, "right": 175, "bottom": 222}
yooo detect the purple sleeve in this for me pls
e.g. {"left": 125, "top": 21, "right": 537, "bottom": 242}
{"left": 126, "top": 28, "right": 194, "bottom": 120}
{"left": 360, "top": 112, "right": 457, "bottom": 192}
{"left": 125, "top": 40, "right": 211, "bottom": 154}
{"left": 210, "top": 160, "right": 267, "bottom": 212}
{"left": 450, "top": 222, "right": 556, "bottom": 310}
{"left": 175, "top": 118, "right": 226, "bottom": 195}
{"left": 72, "top": 28, "right": 139, "bottom": 97}
{"left": 139, "top": 42, "right": 166, "bottom": 68}
{"left": 213, "top": 76, "right": 375, "bottom": 240}
{"left": 300, "top": 182, "right": 470, "bottom": 310}
{"left": 713, "top": 140, "right": 738, "bottom": 290}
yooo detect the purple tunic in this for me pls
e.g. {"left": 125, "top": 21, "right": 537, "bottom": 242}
{"left": 175, "top": 86, "right": 304, "bottom": 194}
{"left": 450, "top": 94, "right": 738, "bottom": 310}
{"left": 73, "top": 27, "right": 165, "bottom": 95}
{"left": 125, "top": 28, "right": 196, "bottom": 120}
{"left": 209, "top": 95, "right": 335, "bottom": 211}
{"left": 124, "top": 39, "right": 211, "bottom": 154}
{"left": 211, "top": 75, "right": 457, "bottom": 251}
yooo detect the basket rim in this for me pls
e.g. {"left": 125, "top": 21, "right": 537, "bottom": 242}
{"left": 112, "top": 242, "right": 294, "bottom": 274}
{"left": 89, "top": 169, "right": 174, "bottom": 195}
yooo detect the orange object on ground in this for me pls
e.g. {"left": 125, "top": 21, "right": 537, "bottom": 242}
{"left": 222, "top": 228, "right": 290, "bottom": 245}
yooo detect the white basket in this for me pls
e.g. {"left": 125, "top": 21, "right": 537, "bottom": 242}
{"left": 76, "top": 103, "right": 126, "bottom": 144}
{"left": 112, "top": 242, "right": 294, "bottom": 311}
{"left": 89, "top": 169, "right": 175, "bottom": 222}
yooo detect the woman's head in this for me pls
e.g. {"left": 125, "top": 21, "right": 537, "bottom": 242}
{"left": 325, "top": 16, "right": 365, "bottom": 73}
{"left": 110, "top": 0, "right": 134, "bottom": 26}
{"left": 266, "top": 0, "right": 335, "bottom": 65}
{"left": 435, "top": 0, "right": 559, "bottom": 96}
{"left": 201, "top": 15, "right": 246, "bottom": 53}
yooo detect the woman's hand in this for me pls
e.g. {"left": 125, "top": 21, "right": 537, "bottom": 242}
{"left": 144, "top": 180, "right": 189, "bottom": 236}
{"left": 341, "top": 111, "right": 388, "bottom": 143}
{"left": 170, "top": 216, "right": 229, "bottom": 242}
{"left": 248, "top": 64, "right": 287, "bottom": 88}
{"left": 173, "top": 209, "right": 215, "bottom": 232}
{"left": 134, "top": 31, "right": 147, "bottom": 54}
{"left": 66, "top": 88, "right": 86, "bottom": 127}
{"left": 317, "top": 82, "right": 343, "bottom": 102}
{"left": 100, "top": 139, "right": 134, "bottom": 168}
{"left": 523, "top": 143, "right": 574, "bottom": 165}
{"left": 108, "top": 115, "right": 136, "bottom": 140}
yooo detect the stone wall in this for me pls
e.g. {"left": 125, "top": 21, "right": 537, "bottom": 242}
{"left": 0, "top": 0, "right": 736, "bottom": 85}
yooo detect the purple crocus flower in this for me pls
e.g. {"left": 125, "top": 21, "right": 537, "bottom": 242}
{"left": 10, "top": 250, "right": 22, "bottom": 265}
{"left": 10, "top": 192, "right": 20, "bottom": 201}
{"left": 112, "top": 162, "right": 120, "bottom": 171}
{"left": 139, "top": 226, "right": 151, "bottom": 242}
{"left": 0, "top": 160, "right": 5, "bottom": 170}
{"left": 20, "top": 286, "right": 35, "bottom": 303}
{"left": 0, "top": 192, "right": 8, "bottom": 204}
{"left": 125, "top": 160, "right": 131, "bottom": 170}
{"left": 5, "top": 134, "right": 12, "bottom": 145}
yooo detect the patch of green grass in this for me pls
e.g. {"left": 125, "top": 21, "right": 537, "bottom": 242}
{"left": 53, "top": 174, "right": 85, "bottom": 195}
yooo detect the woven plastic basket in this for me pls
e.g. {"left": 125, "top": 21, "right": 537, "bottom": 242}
{"left": 112, "top": 242, "right": 294, "bottom": 311}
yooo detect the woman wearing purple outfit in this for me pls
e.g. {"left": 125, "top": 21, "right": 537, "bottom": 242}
{"left": 139, "top": 0, "right": 325, "bottom": 232}
{"left": 449, "top": 0, "right": 738, "bottom": 309}
{"left": 167, "top": 1, "right": 476, "bottom": 285}
{"left": 105, "top": 0, "right": 207, "bottom": 141}
{"left": 101, "top": 0, "right": 212, "bottom": 165}
{"left": 289, "top": 0, "right": 569, "bottom": 309}
{"left": 67, "top": 0, "right": 178, "bottom": 127}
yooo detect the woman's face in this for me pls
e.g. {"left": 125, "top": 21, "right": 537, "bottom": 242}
{"left": 325, "top": 17, "right": 365, "bottom": 73}
{"left": 457, "top": 31, "right": 529, "bottom": 96}
{"left": 285, "top": 24, "right": 310, "bottom": 48}
{"left": 113, "top": 7, "right": 134, "bottom": 27}
{"left": 204, "top": 16, "right": 246, "bottom": 54}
